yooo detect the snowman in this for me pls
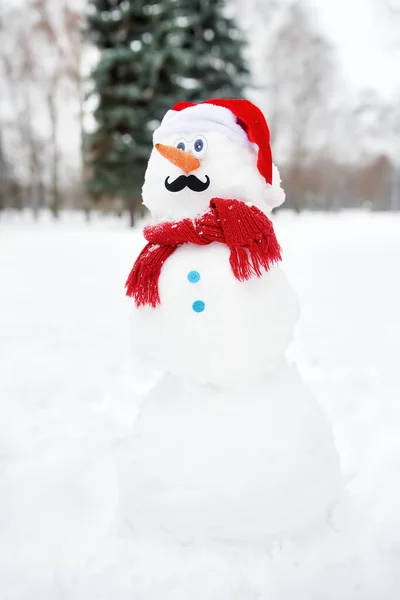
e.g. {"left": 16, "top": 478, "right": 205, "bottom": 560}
{"left": 123, "top": 99, "right": 342, "bottom": 545}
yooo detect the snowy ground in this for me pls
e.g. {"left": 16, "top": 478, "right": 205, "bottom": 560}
{"left": 1, "top": 209, "right": 400, "bottom": 598}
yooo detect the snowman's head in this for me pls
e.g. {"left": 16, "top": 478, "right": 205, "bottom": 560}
{"left": 142, "top": 100, "right": 285, "bottom": 222}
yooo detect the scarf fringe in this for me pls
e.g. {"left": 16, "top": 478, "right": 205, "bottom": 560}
{"left": 125, "top": 244, "right": 175, "bottom": 307}
{"left": 230, "top": 232, "right": 282, "bottom": 282}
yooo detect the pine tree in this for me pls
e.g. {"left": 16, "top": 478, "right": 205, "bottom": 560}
{"left": 85, "top": 0, "right": 249, "bottom": 226}
{"left": 85, "top": 0, "right": 180, "bottom": 225}
{"left": 172, "top": 0, "right": 249, "bottom": 101}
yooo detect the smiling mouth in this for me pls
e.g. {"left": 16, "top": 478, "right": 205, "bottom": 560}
{"left": 164, "top": 174, "right": 210, "bottom": 193}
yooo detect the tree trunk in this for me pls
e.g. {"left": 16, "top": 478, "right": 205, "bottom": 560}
{"left": 48, "top": 86, "right": 61, "bottom": 219}
{"left": 28, "top": 141, "right": 40, "bottom": 220}
{"left": 0, "top": 132, "right": 6, "bottom": 215}
{"left": 127, "top": 197, "right": 136, "bottom": 227}
{"left": 77, "top": 68, "right": 90, "bottom": 219}
{"left": 129, "top": 206, "right": 135, "bottom": 228}
{"left": 0, "top": 184, "right": 4, "bottom": 215}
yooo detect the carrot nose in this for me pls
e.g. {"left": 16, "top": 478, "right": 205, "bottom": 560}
{"left": 155, "top": 143, "right": 200, "bottom": 174}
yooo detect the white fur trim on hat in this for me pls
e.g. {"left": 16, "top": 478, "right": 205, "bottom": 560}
{"left": 153, "top": 103, "right": 252, "bottom": 146}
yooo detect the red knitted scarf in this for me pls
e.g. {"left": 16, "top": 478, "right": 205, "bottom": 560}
{"left": 125, "top": 198, "right": 281, "bottom": 307}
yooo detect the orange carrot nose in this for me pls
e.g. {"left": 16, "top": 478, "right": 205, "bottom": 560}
{"left": 155, "top": 143, "right": 200, "bottom": 174}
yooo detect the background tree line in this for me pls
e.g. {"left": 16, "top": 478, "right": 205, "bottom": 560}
{"left": 0, "top": 0, "right": 399, "bottom": 224}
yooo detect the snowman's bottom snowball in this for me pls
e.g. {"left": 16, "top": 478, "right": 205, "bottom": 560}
{"left": 119, "top": 362, "right": 342, "bottom": 543}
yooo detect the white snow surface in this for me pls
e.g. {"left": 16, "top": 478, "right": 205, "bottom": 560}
{"left": 1, "top": 209, "right": 400, "bottom": 598}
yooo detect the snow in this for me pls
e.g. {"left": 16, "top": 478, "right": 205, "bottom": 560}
{"left": 120, "top": 364, "right": 341, "bottom": 543}
{"left": 1, "top": 209, "right": 400, "bottom": 598}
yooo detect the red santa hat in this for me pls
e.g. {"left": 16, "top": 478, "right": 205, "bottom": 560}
{"left": 153, "top": 98, "right": 285, "bottom": 209}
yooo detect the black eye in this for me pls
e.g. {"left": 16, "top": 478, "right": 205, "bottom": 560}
{"left": 194, "top": 138, "right": 204, "bottom": 152}
{"left": 176, "top": 141, "right": 185, "bottom": 151}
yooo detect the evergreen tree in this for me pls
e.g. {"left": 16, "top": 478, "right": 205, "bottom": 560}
{"left": 172, "top": 0, "right": 249, "bottom": 101}
{"left": 85, "top": 0, "right": 248, "bottom": 225}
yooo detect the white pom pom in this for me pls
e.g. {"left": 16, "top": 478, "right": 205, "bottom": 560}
{"left": 264, "top": 163, "right": 285, "bottom": 210}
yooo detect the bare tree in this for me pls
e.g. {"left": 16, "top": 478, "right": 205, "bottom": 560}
{"left": 0, "top": 9, "right": 47, "bottom": 215}
{"left": 31, "top": 0, "right": 68, "bottom": 218}
{"left": 62, "top": 2, "right": 89, "bottom": 213}
{"left": 261, "top": 1, "right": 337, "bottom": 210}
{"left": 0, "top": 0, "right": 88, "bottom": 218}
{"left": 32, "top": 0, "right": 89, "bottom": 217}
{"left": 17, "top": 31, "right": 47, "bottom": 218}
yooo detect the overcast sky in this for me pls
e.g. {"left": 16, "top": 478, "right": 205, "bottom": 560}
{"left": 310, "top": 0, "right": 400, "bottom": 101}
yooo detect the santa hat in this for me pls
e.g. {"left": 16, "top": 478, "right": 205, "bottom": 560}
{"left": 153, "top": 98, "right": 285, "bottom": 209}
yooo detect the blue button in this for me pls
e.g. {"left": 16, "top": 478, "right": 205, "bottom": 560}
{"left": 187, "top": 270, "right": 200, "bottom": 283}
{"left": 192, "top": 300, "right": 205, "bottom": 313}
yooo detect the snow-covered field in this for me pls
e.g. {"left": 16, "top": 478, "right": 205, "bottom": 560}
{"left": 1, "top": 209, "right": 399, "bottom": 599}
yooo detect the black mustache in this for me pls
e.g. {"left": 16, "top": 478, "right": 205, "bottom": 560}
{"left": 165, "top": 174, "right": 210, "bottom": 193}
